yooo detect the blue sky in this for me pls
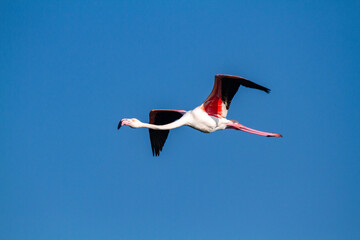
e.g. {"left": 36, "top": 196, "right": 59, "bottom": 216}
{"left": 1, "top": 1, "right": 359, "bottom": 239}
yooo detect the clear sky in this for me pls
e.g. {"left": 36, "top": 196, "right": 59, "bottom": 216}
{"left": 1, "top": 1, "right": 359, "bottom": 239}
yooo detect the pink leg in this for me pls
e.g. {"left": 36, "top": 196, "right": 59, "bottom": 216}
{"left": 226, "top": 123, "right": 282, "bottom": 137}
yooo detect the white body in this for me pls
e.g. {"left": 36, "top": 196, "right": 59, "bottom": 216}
{"left": 184, "top": 107, "right": 229, "bottom": 133}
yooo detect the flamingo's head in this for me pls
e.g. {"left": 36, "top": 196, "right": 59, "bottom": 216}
{"left": 118, "top": 118, "right": 142, "bottom": 129}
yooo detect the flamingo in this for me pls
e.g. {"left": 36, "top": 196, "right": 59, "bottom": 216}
{"left": 118, "top": 74, "right": 282, "bottom": 156}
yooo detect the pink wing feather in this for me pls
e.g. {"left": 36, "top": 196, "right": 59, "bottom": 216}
{"left": 201, "top": 74, "right": 270, "bottom": 118}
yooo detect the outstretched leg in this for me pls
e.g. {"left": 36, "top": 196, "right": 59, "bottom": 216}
{"left": 226, "top": 123, "right": 282, "bottom": 137}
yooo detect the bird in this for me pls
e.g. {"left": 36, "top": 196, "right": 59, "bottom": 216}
{"left": 118, "top": 74, "right": 282, "bottom": 156}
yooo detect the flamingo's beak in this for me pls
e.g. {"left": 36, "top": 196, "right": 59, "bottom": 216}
{"left": 117, "top": 120, "right": 123, "bottom": 130}
{"left": 118, "top": 119, "right": 132, "bottom": 129}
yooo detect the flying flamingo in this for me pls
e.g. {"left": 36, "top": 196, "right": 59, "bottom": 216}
{"left": 118, "top": 74, "right": 282, "bottom": 156}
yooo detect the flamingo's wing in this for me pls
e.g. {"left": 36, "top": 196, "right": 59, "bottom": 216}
{"left": 149, "top": 109, "right": 186, "bottom": 156}
{"left": 202, "top": 74, "right": 270, "bottom": 118}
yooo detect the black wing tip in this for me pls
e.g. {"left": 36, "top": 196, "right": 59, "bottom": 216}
{"left": 217, "top": 74, "right": 272, "bottom": 94}
{"left": 117, "top": 120, "right": 122, "bottom": 130}
{"left": 152, "top": 147, "right": 161, "bottom": 156}
{"left": 149, "top": 111, "right": 184, "bottom": 157}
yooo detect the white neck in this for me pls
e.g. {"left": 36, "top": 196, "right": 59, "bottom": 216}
{"left": 139, "top": 115, "right": 189, "bottom": 130}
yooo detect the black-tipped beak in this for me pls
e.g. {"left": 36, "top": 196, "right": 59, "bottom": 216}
{"left": 117, "top": 120, "right": 123, "bottom": 130}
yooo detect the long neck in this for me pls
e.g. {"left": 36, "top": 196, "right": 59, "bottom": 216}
{"left": 140, "top": 116, "right": 188, "bottom": 130}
